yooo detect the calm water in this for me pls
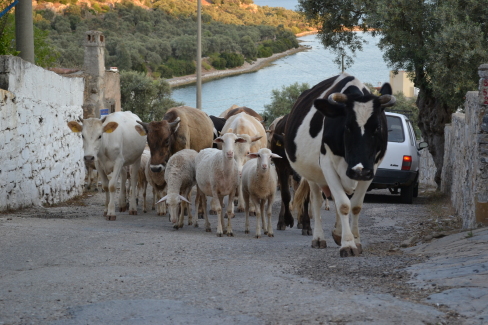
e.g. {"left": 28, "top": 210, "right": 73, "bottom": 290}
{"left": 171, "top": 33, "right": 391, "bottom": 116}
{"left": 253, "top": 0, "right": 299, "bottom": 11}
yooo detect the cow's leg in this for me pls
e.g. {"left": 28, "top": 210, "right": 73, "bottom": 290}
{"left": 266, "top": 195, "right": 274, "bottom": 237}
{"left": 128, "top": 159, "right": 140, "bottom": 215}
{"left": 97, "top": 163, "right": 110, "bottom": 217}
{"left": 309, "top": 181, "right": 326, "bottom": 248}
{"left": 300, "top": 194, "right": 312, "bottom": 236}
{"left": 225, "top": 191, "right": 236, "bottom": 236}
{"left": 348, "top": 180, "right": 371, "bottom": 255}
{"left": 142, "top": 181, "right": 147, "bottom": 213}
{"left": 277, "top": 168, "right": 293, "bottom": 230}
{"left": 118, "top": 166, "right": 128, "bottom": 213}
{"left": 107, "top": 161, "right": 124, "bottom": 220}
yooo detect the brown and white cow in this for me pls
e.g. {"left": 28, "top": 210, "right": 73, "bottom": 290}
{"left": 285, "top": 73, "right": 394, "bottom": 257}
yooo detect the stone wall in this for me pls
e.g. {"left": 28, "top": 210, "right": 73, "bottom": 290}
{"left": 0, "top": 56, "right": 85, "bottom": 211}
{"left": 419, "top": 143, "right": 437, "bottom": 188}
{"left": 441, "top": 73, "right": 488, "bottom": 228}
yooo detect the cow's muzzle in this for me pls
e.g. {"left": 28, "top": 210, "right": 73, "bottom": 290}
{"left": 150, "top": 164, "right": 165, "bottom": 173}
{"left": 346, "top": 168, "right": 374, "bottom": 181}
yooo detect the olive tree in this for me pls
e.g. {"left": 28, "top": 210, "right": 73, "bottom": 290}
{"left": 298, "top": 0, "right": 488, "bottom": 187}
{"left": 120, "top": 71, "right": 182, "bottom": 122}
{"left": 262, "top": 82, "right": 310, "bottom": 125}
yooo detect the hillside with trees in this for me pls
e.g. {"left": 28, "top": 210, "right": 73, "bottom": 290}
{"left": 30, "top": 0, "right": 308, "bottom": 78}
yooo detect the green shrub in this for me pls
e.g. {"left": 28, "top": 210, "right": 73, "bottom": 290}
{"left": 257, "top": 45, "right": 273, "bottom": 58}
{"left": 165, "top": 58, "right": 195, "bottom": 76}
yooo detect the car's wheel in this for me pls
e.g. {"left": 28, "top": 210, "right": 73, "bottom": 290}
{"left": 413, "top": 182, "right": 419, "bottom": 198}
{"left": 400, "top": 183, "right": 414, "bottom": 204}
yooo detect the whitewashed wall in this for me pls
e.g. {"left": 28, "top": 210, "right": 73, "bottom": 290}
{"left": 419, "top": 142, "right": 437, "bottom": 188}
{"left": 0, "top": 56, "right": 85, "bottom": 211}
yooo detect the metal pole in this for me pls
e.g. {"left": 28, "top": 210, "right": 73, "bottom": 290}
{"left": 341, "top": 54, "right": 345, "bottom": 73}
{"left": 196, "top": 0, "right": 202, "bottom": 109}
{"left": 15, "top": 0, "right": 35, "bottom": 64}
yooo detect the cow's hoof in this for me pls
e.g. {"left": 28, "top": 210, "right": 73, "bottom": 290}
{"left": 356, "top": 243, "right": 363, "bottom": 254}
{"left": 227, "top": 232, "right": 234, "bottom": 237}
{"left": 217, "top": 232, "right": 223, "bottom": 237}
{"left": 286, "top": 219, "right": 294, "bottom": 228}
{"left": 105, "top": 215, "right": 116, "bottom": 221}
{"left": 268, "top": 233, "right": 274, "bottom": 237}
{"left": 276, "top": 222, "right": 287, "bottom": 230}
{"left": 340, "top": 247, "right": 359, "bottom": 257}
{"left": 209, "top": 210, "right": 217, "bottom": 215}
{"left": 264, "top": 230, "right": 268, "bottom": 235}
{"left": 297, "top": 222, "right": 303, "bottom": 229}
{"left": 332, "top": 231, "right": 342, "bottom": 246}
{"left": 302, "top": 228, "right": 312, "bottom": 236}
{"left": 255, "top": 235, "right": 261, "bottom": 239}
{"left": 129, "top": 210, "right": 137, "bottom": 215}
{"left": 312, "top": 239, "right": 327, "bottom": 249}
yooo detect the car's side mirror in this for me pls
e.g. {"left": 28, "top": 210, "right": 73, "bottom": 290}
{"left": 418, "top": 141, "right": 428, "bottom": 150}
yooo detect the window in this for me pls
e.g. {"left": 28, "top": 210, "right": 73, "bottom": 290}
{"left": 386, "top": 116, "right": 405, "bottom": 143}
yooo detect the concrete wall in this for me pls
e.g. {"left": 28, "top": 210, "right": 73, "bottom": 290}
{"left": 0, "top": 56, "right": 85, "bottom": 211}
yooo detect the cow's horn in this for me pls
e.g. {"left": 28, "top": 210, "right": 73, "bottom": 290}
{"left": 328, "top": 93, "right": 348, "bottom": 104}
{"left": 169, "top": 116, "right": 181, "bottom": 126}
{"left": 136, "top": 120, "right": 149, "bottom": 132}
{"left": 379, "top": 95, "right": 396, "bottom": 107}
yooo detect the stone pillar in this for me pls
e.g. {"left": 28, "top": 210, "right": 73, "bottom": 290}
{"left": 83, "top": 31, "right": 106, "bottom": 118}
{"left": 477, "top": 64, "right": 488, "bottom": 225}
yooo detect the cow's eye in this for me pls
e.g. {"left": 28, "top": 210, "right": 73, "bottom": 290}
{"left": 98, "top": 135, "right": 102, "bottom": 139}
{"left": 164, "top": 139, "right": 170, "bottom": 146}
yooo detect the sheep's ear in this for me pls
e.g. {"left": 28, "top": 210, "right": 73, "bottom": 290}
{"left": 213, "top": 137, "right": 224, "bottom": 143}
{"left": 235, "top": 137, "right": 247, "bottom": 143}
{"left": 179, "top": 195, "right": 190, "bottom": 204}
{"left": 156, "top": 196, "right": 168, "bottom": 204}
{"left": 270, "top": 153, "right": 282, "bottom": 159}
{"left": 251, "top": 135, "right": 263, "bottom": 142}
{"left": 68, "top": 121, "right": 83, "bottom": 133}
{"left": 247, "top": 153, "right": 260, "bottom": 159}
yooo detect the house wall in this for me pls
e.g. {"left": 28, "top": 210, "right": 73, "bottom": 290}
{"left": 0, "top": 56, "right": 85, "bottom": 211}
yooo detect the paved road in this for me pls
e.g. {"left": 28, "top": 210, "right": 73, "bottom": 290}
{"left": 0, "top": 188, "right": 486, "bottom": 324}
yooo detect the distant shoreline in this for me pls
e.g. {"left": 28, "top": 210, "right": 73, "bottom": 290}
{"left": 167, "top": 45, "right": 310, "bottom": 88}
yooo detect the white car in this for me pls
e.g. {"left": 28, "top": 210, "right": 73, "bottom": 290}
{"left": 368, "top": 112, "right": 428, "bottom": 203}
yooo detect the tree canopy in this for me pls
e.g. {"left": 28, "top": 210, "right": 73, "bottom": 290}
{"left": 262, "top": 82, "right": 310, "bottom": 125}
{"left": 298, "top": 0, "right": 488, "bottom": 186}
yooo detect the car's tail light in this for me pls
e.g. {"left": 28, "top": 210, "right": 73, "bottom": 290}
{"left": 402, "top": 155, "right": 412, "bottom": 171}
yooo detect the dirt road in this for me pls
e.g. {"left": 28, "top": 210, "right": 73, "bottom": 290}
{"left": 0, "top": 186, "right": 484, "bottom": 324}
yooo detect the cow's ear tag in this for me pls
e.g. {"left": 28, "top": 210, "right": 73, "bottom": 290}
{"left": 276, "top": 140, "right": 282, "bottom": 147}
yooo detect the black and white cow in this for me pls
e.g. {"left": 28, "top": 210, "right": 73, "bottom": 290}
{"left": 284, "top": 73, "right": 395, "bottom": 257}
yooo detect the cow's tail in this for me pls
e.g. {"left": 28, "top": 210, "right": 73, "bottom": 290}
{"left": 292, "top": 178, "right": 311, "bottom": 222}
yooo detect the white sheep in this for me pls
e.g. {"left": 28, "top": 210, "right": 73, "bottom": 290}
{"left": 241, "top": 148, "right": 282, "bottom": 238}
{"left": 157, "top": 149, "right": 198, "bottom": 229}
{"left": 195, "top": 130, "right": 245, "bottom": 236}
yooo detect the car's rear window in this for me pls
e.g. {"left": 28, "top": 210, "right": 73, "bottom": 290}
{"left": 387, "top": 116, "right": 405, "bottom": 142}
